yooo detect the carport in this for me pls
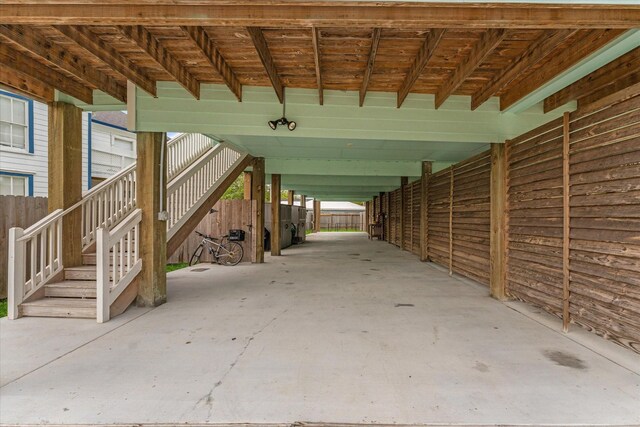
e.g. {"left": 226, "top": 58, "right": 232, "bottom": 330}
{"left": 1, "top": 1, "right": 639, "bottom": 425}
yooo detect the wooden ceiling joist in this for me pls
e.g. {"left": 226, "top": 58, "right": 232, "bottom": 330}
{"left": 1, "top": 3, "right": 639, "bottom": 28}
{"left": 183, "top": 26, "right": 242, "bottom": 102}
{"left": 119, "top": 25, "right": 200, "bottom": 100}
{"left": 544, "top": 46, "right": 640, "bottom": 113}
{"left": 0, "top": 67, "right": 54, "bottom": 103}
{"left": 53, "top": 25, "right": 157, "bottom": 98}
{"left": 578, "top": 71, "right": 640, "bottom": 110}
{"left": 246, "top": 27, "right": 284, "bottom": 104}
{"left": 471, "top": 29, "right": 579, "bottom": 110}
{"left": 397, "top": 29, "right": 445, "bottom": 108}
{"left": 359, "top": 28, "right": 381, "bottom": 107}
{"left": 311, "top": 27, "right": 323, "bottom": 105}
{"left": 0, "top": 24, "right": 126, "bottom": 102}
{"left": 500, "top": 29, "right": 625, "bottom": 111}
{"left": 0, "top": 41, "right": 93, "bottom": 104}
{"left": 435, "top": 29, "right": 506, "bottom": 109}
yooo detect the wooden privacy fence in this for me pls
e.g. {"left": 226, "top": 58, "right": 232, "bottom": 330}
{"left": 169, "top": 199, "right": 255, "bottom": 264}
{"left": 369, "top": 92, "right": 640, "bottom": 353}
{"left": 0, "top": 196, "right": 49, "bottom": 299}
{"left": 320, "top": 213, "right": 365, "bottom": 231}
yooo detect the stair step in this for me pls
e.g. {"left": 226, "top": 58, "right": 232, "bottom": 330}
{"left": 45, "top": 281, "right": 96, "bottom": 298}
{"left": 65, "top": 266, "right": 97, "bottom": 281}
{"left": 82, "top": 252, "right": 134, "bottom": 266}
{"left": 19, "top": 298, "right": 96, "bottom": 319}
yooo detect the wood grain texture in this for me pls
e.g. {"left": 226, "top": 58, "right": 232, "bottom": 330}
{"left": 246, "top": 27, "right": 284, "bottom": 103}
{"left": 359, "top": 28, "right": 381, "bottom": 107}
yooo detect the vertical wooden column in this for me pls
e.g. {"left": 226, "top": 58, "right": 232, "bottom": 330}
{"left": 48, "top": 101, "right": 83, "bottom": 267}
{"left": 243, "top": 171, "right": 252, "bottom": 200}
{"left": 399, "top": 176, "right": 408, "bottom": 250}
{"left": 300, "top": 194, "right": 306, "bottom": 209}
{"left": 313, "top": 200, "right": 321, "bottom": 232}
{"left": 490, "top": 143, "right": 507, "bottom": 300}
{"left": 562, "top": 112, "right": 571, "bottom": 331}
{"left": 365, "top": 201, "right": 370, "bottom": 234}
{"left": 420, "top": 161, "right": 432, "bottom": 261}
{"left": 449, "top": 168, "right": 454, "bottom": 275}
{"left": 271, "top": 174, "right": 281, "bottom": 256}
{"left": 287, "top": 190, "right": 295, "bottom": 205}
{"left": 252, "top": 158, "right": 265, "bottom": 263}
{"left": 136, "top": 132, "right": 167, "bottom": 307}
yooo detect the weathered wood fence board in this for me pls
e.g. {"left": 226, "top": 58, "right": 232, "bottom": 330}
{"left": 0, "top": 196, "right": 49, "bottom": 299}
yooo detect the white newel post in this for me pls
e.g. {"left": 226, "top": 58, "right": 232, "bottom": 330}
{"left": 96, "top": 227, "right": 110, "bottom": 323}
{"left": 8, "top": 227, "right": 25, "bottom": 320}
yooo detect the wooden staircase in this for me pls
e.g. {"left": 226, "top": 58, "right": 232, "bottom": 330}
{"left": 8, "top": 135, "right": 250, "bottom": 323}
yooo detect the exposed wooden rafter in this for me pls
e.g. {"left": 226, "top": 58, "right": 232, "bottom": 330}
{"left": 397, "top": 29, "right": 445, "bottom": 108}
{"left": 53, "top": 25, "right": 157, "bottom": 97}
{"left": 471, "top": 29, "right": 579, "bottom": 110}
{"left": 0, "top": 66, "right": 54, "bottom": 103}
{"left": 544, "top": 46, "right": 640, "bottom": 113}
{"left": 0, "top": 41, "right": 93, "bottom": 104}
{"left": 500, "top": 29, "right": 625, "bottom": 111}
{"left": 435, "top": 29, "right": 506, "bottom": 109}
{"left": 183, "top": 26, "right": 242, "bottom": 102}
{"left": 0, "top": 24, "right": 126, "bottom": 102}
{"left": 311, "top": 27, "right": 323, "bottom": 105}
{"left": 246, "top": 27, "right": 284, "bottom": 103}
{"left": 359, "top": 28, "right": 381, "bottom": 107}
{"left": 1, "top": 3, "right": 639, "bottom": 28}
{"left": 119, "top": 25, "right": 200, "bottom": 99}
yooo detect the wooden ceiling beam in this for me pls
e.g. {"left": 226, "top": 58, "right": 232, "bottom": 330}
{"left": 397, "top": 29, "right": 445, "bottom": 108}
{"left": 435, "top": 29, "right": 505, "bottom": 109}
{"left": 119, "top": 25, "right": 200, "bottom": 99}
{"left": 544, "top": 46, "right": 640, "bottom": 113}
{"left": 0, "top": 41, "right": 93, "bottom": 104}
{"left": 0, "top": 24, "right": 126, "bottom": 102}
{"left": 311, "top": 27, "right": 323, "bottom": 105}
{"left": 500, "top": 29, "right": 625, "bottom": 111}
{"left": 53, "top": 25, "right": 157, "bottom": 97}
{"left": 471, "top": 29, "right": 579, "bottom": 111}
{"left": 246, "top": 27, "right": 284, "bottom": 104}
{"left": 183, "top": 26, "right": 241, "bottom": 102}
{"left": 0, "top": 67, "right": 54, "bottom": 103}
{"left": 1, "top": 3, "right": 639, "bottom": 28}
{"left": 577, "top": 70, "right": 640, "bottom": 111}
{"left": 359, "top": 28, "right": 381, "bottom": 107}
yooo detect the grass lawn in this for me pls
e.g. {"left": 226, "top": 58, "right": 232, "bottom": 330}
{"left": 0, "top": 299, "right": 7, "bottom": 318}
{"left": 166, "top": 262, "right": 189, "bottom": 272}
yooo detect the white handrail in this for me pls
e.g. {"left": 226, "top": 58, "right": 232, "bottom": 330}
{"left": 167, "top": 133, "right": 215, "bottom": 181}
{"left": 166, "top": 144, "right": 246, "bottom": 239}
{"left": 96, "top": 209, "right": 142, "bottom": 323}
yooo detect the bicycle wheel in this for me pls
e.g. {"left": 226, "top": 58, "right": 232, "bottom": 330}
{"left": 219, "top": 242, "right": 243, "bottom": 266}
{"left": 189, "top": 244, "right": 205, "bottom": 266}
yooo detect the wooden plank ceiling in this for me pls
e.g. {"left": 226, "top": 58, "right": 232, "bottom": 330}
{"left": 0, "top": 5, "right": 634, "bottom": 111}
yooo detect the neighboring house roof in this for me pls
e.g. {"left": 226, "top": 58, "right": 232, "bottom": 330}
{"left": 91, "top": 111, "right": 128, "bottom": 130}
{"left": 305, "top": 200, "right": 365, "bottom": 212}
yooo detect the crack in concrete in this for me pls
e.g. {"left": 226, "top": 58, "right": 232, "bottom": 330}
{"left": 192, "top": 308, "right": 289, "bottom": 420}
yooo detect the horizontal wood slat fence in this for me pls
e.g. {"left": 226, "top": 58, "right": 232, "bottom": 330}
{"left": 370, "top": 92, "right": 640, "bottom": 354}
{"left": 0, "top": 196, "right": 49, "bottom": 299}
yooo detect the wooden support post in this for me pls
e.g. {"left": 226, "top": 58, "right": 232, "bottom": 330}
{"left": 243, "top": 171, "right": 252, "bottom": 200}
{"left": 300, "top": 194, "right": 306, "bottom": 209}
{"left": 490, "top": 143, "right": 507, "bottom": 300}
{"left": 48, "top": 101, "right": 83, "bottom": 267}
{"left": 379, "top": 191, "right": 386, "bottom": 242}
{"left": 252, "top": 158, "right": 265, "bottom": 263}
{"left": 420, "top": 161, "right": 432, "bottom": 261}
{"left": 287, "top": 190, "right": 295, "bottom": 205}
{"left": 399, "top": 177, "right": 408, "bottom": 249}
{"left": 136, "top": 132, "right": 167, "bottom": 307}
{"left": 562, "top": 112, "right": 571, "bottom": 331}
{"left": 449, "top": 168, "right": 454, "bottom": 275}
{"left": 365, "top": 201, "right": 370, "bottom": 234}
{"left": 271, "top": 174, "right": 281, "bottom": 256}
{"left": 314, "top": 200, "right": 321, "bottom": 232}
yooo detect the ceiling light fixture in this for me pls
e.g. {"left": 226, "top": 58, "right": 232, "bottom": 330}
{"left": 268, "top": 90, "right": 297, "bottom": 131}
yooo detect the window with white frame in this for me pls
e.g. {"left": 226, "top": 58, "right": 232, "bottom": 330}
{"left": 0, "top": 95, "right": 29, "bottom": 151}
{"left": 0, "top": 173, "right": 29, "bottom": 196}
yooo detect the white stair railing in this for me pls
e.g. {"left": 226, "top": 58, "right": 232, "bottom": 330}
{"left": 8, "top": 134, "right": 228, "bottom": 319}
{"left": 167, "top": 143, "right": 246, "bottom": 239}
{"left": 96, "top": 209, "right": 142, "bottom": 323}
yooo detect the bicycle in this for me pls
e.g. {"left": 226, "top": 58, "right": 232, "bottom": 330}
{"left": 189, "top": 231, "right": 244, "bottom": 266}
